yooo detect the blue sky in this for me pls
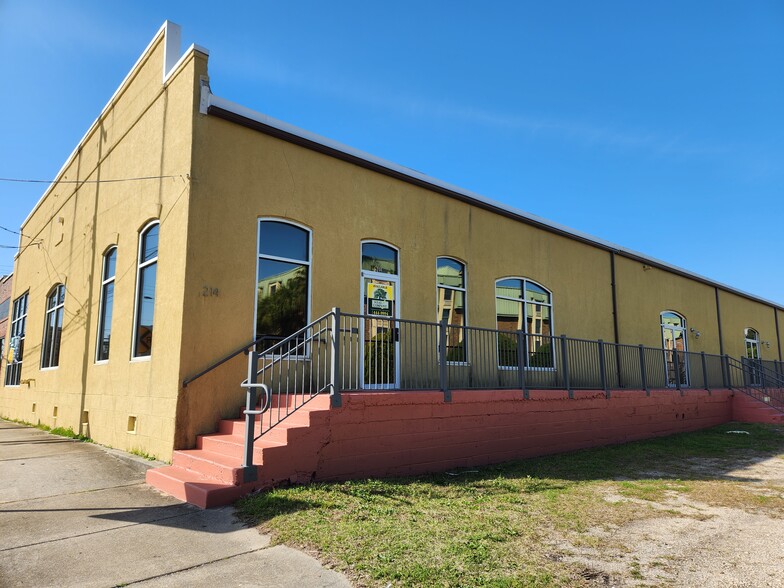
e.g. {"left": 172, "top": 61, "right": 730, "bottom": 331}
{"left": 1, "top": 1, "right": 782, "bottom": 304}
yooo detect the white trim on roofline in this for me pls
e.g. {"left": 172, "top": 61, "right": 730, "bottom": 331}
{"left": 203, "top": 91, "right": 782, "bottom": 310}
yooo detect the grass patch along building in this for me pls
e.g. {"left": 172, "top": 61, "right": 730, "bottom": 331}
{"left": 1, "top": 23, "right": 782, "bottom": 502}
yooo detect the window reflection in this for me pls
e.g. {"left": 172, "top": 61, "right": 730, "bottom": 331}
{"left": 257, "top": 221, "right": 311, "bottom": 353}
{"left": 496, "top": 278, "right": 553, "bottom": 368}
{"left": 436, "top": 258, "right": 467, "bottom": 362}
{"left": 362, "top": 243, "right": 398, "bottom": 274}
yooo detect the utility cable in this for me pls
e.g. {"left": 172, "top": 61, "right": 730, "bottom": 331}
{"left": 0, "top": 174, "right": 185, "bottom": 184}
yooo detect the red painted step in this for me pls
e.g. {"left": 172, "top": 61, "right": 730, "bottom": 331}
{"left": 146, "top": 394, "right": 331, "bottom": 508}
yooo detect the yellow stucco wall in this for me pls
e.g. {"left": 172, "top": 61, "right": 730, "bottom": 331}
{"left": 0, "top": 31, "right": 200, "bottom": 461}
{"left": 718, "top": 290, "right": 781, "bottom": 360}
{"left": 3, "top": 30, "right": 782, "bottom": 458}
{"left": 613, "top": 256, "right": 721, "bottom": 353}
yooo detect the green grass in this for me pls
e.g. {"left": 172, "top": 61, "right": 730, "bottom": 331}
{"left": 2, "top": 417, "right": 91, "bottom": 442}
{"left": 128, "top": 447, "right": 159, "bottom": 461}
{"left": 237, "top": 423, "right": 784, "bottom": 587}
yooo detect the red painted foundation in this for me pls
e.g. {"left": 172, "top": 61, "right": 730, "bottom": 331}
{"left": 732, "top": 391, "right": 784, "bottom": 424}
{"left": 147, "top": 388, "right": 781, "bottom": 507}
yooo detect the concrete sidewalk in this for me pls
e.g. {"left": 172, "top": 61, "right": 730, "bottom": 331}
{"left": 0, "top": 420, "right": 351, "bottom": 588}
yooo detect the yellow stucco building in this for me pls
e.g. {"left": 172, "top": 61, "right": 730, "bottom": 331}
{"left": 2, "top": 22, "right": 782, "bottom": 462}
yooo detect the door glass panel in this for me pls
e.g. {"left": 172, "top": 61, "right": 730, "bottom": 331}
{"left": 363, "top": 277, "right": 397, "bottom": 386}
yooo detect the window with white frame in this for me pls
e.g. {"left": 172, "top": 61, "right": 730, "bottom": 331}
{"left": 41, "top": 284, "right": 65, "bottom": 369}
{"left": 133, "top": 222, "right": 159, "bottom": 358}
{"left": 660, "top": 311, "right": 689, "bottom": 387}
{"left": 4, "top": 292, "right": 27, "bottom": 385}
{"left": 256, "top": 220, "right": 311, "bottom": 352}
{"left": 744, "top": 328, "right": 760, "bottom": 360}
{"left": 96, "top": 247, "right": 117, "bottom": 362}
{"left": 495, "top": 278, "right": 553, "bottom": 368}
{"left": 437, "top": 257, "right": 467, "bottom": 362}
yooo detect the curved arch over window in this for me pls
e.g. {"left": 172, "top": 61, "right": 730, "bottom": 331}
{"left": 437, "top": 257, "right": 467, "bottom": 362}
{"left": 41, "top": 284, "right": 66, "bottom": 368}
{"left": 256, "top": 219, "right": 311, "bottom": 350}
{"left": 495, "top": 278, "right": 553, "bottom": 368}
{"left": 96, "top": 246, "right": 117, "bottom": 361}
{"left": 660, "top": 310, "right": 688, "bottom": 387}
{"left": 133, "top": 222, "right": 159, "bottom": 358}
{"left": 361, "top": 241, "right": 398, "bottom": 275}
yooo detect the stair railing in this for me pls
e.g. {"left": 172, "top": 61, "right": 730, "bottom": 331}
{"left": 240, "top": 309, "right": 339, "bottom": 479}
{"left": 725, "top": 356, "right": 784, "bottom": 413}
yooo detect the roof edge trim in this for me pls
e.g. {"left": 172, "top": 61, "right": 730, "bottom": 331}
{"left": 206, "top": 94, "right": 782, "bottom": 310}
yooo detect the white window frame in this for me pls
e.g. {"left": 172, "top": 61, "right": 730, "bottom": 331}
{"left": 95, "top": 245, "right": 117, "bottom": 363}
{"left": 4, "top": 291, "right": 28, "bottom": 386}
{"left": 254, "top": 218, "right": 313, "bottom": 358}
{"left": 41, "top": 284, "right": 65, "bottom": 370}
{"left": 131, "top": 221, "right": 159, "bottom": 361}
{"left": 436, "top": 256, "right": 468, "bottom": 365}
{"left": 495, "top": 277, "right": 555, "bottom": 371}
{"left": 660, "top": 310, "right": 689, "bottom": 387}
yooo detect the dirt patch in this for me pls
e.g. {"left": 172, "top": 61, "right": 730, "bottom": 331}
{"left": 558, "top": 453, "right": 784, "bottom": 587}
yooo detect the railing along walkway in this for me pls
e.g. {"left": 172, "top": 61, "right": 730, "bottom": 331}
{"left": 225, "top": 307, "right": 784, "bottom": 476}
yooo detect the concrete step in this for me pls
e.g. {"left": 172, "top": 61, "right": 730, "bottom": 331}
{"left": 196, "top": 432, "right": 284, "bottom": 459}
{"left": 146, "top": 466, "right": 256, "bottom": 509}
{"left": 172, "top": 449, "right": 244, "bottom": 485}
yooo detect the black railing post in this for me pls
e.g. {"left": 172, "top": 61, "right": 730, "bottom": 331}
{"left": 242, "top": 351, "right": 259, "bottom": 482}
{"left": 560, "top": 335, "right": 572, "bottom": 399}
{"left": 598, "top": 339, "right": 609, "bottom": 398}
{"left": 701, "top": 351, "right": 710, "bottom": 393}
{"left": 673, "top": 349, "right": 683, "bottom": 395}
{"left": 517, "top": 331, "right": 528, "bottom": 399}
{"left": 330, "top": 308, "right": 342, "bottom": 408}
{"left": 724, "top": 355, "right": 732, "bottom": 389}
{"left": 639, "top": 344, "right": 649, "bottom": 396}
{"left": 439, "top": 318, "right": 451, "bottom": 402}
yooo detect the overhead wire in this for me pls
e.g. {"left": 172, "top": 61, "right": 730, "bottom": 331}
{"left": 0, "top": 175, "right": 184, "bottom": 184}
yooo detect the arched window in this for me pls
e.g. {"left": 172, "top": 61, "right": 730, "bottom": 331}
{"left": 361, "top": 242, "right": 398, "bottom": 275}
{"left": 256, "top": 220, "right": 311, "bottom": 351}
{"left": 41, "top": 284, "right": 66, "bottom": 368}
{"left": 4, "top": 291, "right": 28, "bottom": 386}
{"left": 96, "top": 247, "right": 117, "bottom": 362}
{"left": 437, "top": 257, "right": 467, "bottom": 362}
{"left": 660, "top": 311, "right": 688, "bottom": 387}
{"left": 496, "top": 278, "right": 553, "bottom": 368}
{"left": 133, "top": 222, "right": 159, "bottom": 358}
{"left": 744, "top": 328, "right": 760, "bottom": 360}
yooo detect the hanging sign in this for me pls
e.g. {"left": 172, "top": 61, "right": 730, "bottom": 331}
{"left": 367, "top": 282, "right": 394, "bottom": 317}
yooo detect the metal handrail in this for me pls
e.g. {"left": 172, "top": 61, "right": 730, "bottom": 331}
{"left": 181, "top": 335, "right": 284, "bottom": 388}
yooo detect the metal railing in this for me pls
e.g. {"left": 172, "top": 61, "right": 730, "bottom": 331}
{"left": 236, "top": 307, "right": 784, "bottom": 475}
{"left": 726, "top": 356, "right": 784, "bottom": 412}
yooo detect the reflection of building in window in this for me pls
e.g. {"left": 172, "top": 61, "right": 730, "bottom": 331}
{"left": 4, "top": 291, "right": 27, "bottom": 386}
{"left": 437, "top": 258, "right": 467, "bottom": 362}
{"left": 96, "top": 247, "right": 117, "bottom": 362}
{"left": 660, "top": 311, "right": 688, "bottom": 387}
{"left": 362, "top": 242, "right": 398, "bottom": 275}
{"left": 744, "top": 328, "right": 760, "bottom": 359}
{"left": 41, "top": 284, "right": 66, "bottom": 369}
{"left": 496, "top": 278, "right": 553, "bottom": 368}
{"left": 257, "top": 220, "right": 311, "bottom": 350}
{"left": 133, "top": 222, "right": 159, "bottom": 358}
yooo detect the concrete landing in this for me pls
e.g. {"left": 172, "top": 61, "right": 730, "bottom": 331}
{"left": 0, "top": 419, "right": 350, "bottom": 588}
